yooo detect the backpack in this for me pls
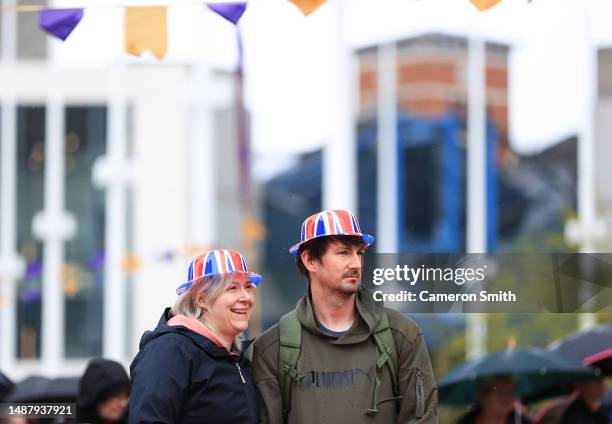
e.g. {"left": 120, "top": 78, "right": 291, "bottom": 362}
{"left": 278, "top": 310, "right": 423, "bottom": 420}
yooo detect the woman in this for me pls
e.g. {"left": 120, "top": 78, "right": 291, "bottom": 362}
{"left": 129, "top": 249, "right": 261, "bottom": 424}
{"left": 76, "top": 358, "right": 130, "bottom": 424}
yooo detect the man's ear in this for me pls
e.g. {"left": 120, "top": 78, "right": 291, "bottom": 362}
{"left": 300, "top": 249, "right": 318, "bottom": 273}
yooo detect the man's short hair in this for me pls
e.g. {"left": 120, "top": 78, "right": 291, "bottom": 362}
{"left": 296, "top": 235, "right": 366, "bottom": 281}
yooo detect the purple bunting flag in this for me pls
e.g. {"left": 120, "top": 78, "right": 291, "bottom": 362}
{"left": 87, "top": 251, "right": 105, "bottom": 274}
{"left": 25, "top": 259, "right": 42, "bottom": 280}
{"left": 19, "top": 287, "right": 42, "bottom": 304}
{"left": 39, "top": 8, "right": 84, "bottom": 41}
{"left": 207, "top": 2, "right": 247, "bottom": 25}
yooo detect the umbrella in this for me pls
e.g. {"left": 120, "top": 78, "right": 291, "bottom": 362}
{"left": 548, "top": 324, "right": 612, "bottom": 361}
{"left": 0, "top": 371, "right": 14, "bottom": 400}
{"left": 438, "top": 347, "right": 597, "bottom": 405}
{"left": 6, "top": 376, "right": 79, "bottom": 402}
{"left": 584, "top": 348, "right": 612, "bottom": 377}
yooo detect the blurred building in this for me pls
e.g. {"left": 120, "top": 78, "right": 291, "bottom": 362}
{"left": 358, "top": 33, "right": 511, "bottom": 163}
{"left": 258, "top": 33, "right": 585, "bottom": 329}
{"left": 0, "top": 10, "right": 246, "bottom": 379}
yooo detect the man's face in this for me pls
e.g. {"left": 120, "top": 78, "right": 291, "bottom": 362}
{"left": 481, "top": 379, "right": 516, "bottom": 416}
{"left": 577, "top": 378, "right": 606, "bottom": 403}
{"left": 304, "top": 239, "right": 365, "bottom": 296}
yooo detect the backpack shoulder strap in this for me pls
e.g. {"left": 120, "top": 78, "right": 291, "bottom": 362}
{"left": 278, "top": 310, "right": 304, "bottom": 421}
{"left": 367, "top": 310, "right": 400, "bottom": 415}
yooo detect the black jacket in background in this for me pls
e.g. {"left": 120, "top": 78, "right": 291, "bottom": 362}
{"left": 129, "top": 308, "right": 258, "bottom": 424}
{"left": 560, "top": 397, "right": 609, "bottom": 424}
{"left": 457, "top": 407, "right": 533, "bottom": 424}
{"left": 0, "top": 371, "right": 14, "bottom": 401}
{"left": 77, "top": 358, "right": 130, "bottom": 424}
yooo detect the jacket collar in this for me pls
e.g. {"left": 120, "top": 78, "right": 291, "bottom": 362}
{"left": 295, "top": 287, "right": 383, "bottom": 344}
{"left": 144, "top": 308, "right": 243, "bottom": 359}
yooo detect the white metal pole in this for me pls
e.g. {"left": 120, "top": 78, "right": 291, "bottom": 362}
{"left": 0, "top": 0, "right": 24, "bottom": 372}
{"left": 101, "top": 64, "right": 128, "bottom": 361}
{"left": 466, "top": 34, "right": 488, "bottom": 360}
{"left": 189, "top": 60, "right": 216, "bottom": 249}
{"left": 578, "top": 0, "right": 596, "bottom": 330}
{"left": 40, "top": 53, "right": 67, "bottom": 372}
{"left": 376, "top": 42, "right": 398, "bottom": 253}
{"left": 323, "top": 0, "right": 356, "bottom": 212}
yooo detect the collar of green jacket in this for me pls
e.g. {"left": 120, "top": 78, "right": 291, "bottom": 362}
{"left": 295, "top": 288, "right": 383, "bottom": 344}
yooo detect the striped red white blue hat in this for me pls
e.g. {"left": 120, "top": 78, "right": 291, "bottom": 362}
{"left": 176, "top": 249, "right": 262, "bottom": 295}
{"left": 289, "top": 210, "right": 375, "bottom": 255}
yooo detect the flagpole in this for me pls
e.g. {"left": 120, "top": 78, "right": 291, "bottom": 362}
{"left": 578, "top": 0, "right": 597, "bottom": 330}
{"left": 466, "top": 29, "right": 488, "bottom": 360}
{"left": 0, "top": 0, "right": 24, "bottom": 373}
{"left": 34, "top": 38, "right": 75, "bottom": 373}
{"left": 376, "top": 41, "right": 399, "bottom": 254}
{"left": 323, "top": 0, "right": 356, "bottom": 212}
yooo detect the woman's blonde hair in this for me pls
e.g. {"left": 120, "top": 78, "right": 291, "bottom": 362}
{"left": 171, "top": 274, "right": 244, "bottom": 350}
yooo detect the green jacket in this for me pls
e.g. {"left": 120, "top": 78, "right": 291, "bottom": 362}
{"left": 252, "top": 289, "right": 438, "bottom": 423}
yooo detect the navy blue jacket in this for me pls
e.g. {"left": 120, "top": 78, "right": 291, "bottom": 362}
{"left": 129, "top": 309, "right": 259, "bottom": 424}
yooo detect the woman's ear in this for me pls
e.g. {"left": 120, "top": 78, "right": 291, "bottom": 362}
{"left": 195, "top": 291, "right": 207, "bottom": 311}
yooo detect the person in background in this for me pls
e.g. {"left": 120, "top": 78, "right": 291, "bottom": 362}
{"left": 76, "top": 358, "right": 130, "bottom": 424}
{"left": 560, "top": 377, "right": 609, "bottom": 424}
{"left": 456, "top": 375, "right": 532, "bottom": 424}
{"left": 0, "top": 370, "right": 14, "bottom": 401}
{"left": 129, "top": 249, "right": 260, "bottom": 424}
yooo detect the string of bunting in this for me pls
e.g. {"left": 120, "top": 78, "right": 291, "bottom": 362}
{"left": 0, "top": 0, "right": 534, "bottom": 59}
{"left": 8, "top": 214, "right": 267, "bottom": 303}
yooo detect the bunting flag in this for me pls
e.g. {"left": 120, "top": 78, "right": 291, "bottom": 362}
{"left": 38, "top": 8, "right": 84, "bottom": 41}
{"left": 25, "top": 259, "right": 42, "bottom": 280}
{"left": 289, "top": 0, "right": 327, "bottom": 16}
{"left": 242, "top": 214, "right": 267, "bottom": 244}
{"left": 19, "top": 287, "right": 42, "bottom": 304}
{"left": 469, "top": 0, "right": 502, "bottom": 11}
{"left": 207, "top": 2, "right": 247, "bottom": 25}
{"left": 121, "top": 254, "right": 142, "bottom": 272}
{"left": 125, "top": 6, "right": 168, "bottom": 60}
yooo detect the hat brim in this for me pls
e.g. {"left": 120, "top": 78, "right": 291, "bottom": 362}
{"left": 289, "top": 233, "right": 375, "bottom": 255}
{"left": 176, "top": 271, "right": 262, "bottom": 295}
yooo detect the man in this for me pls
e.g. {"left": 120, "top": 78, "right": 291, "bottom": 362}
{"left": 252, "top": 209, "right": 437, "bottom": 423}
{"left": 560, "top": 377, "right": 609, "bottom": 424}
{"left": 456, "top": 376, "right": 531, "bottom": 424}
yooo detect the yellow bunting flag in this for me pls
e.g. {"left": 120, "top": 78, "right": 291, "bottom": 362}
{"left": 242, "top": 214, "right": 267, "bottom": 245}
{"left": 182, "top": 244, "right": 210, "bottom": 258}
{"left": 62, "top": 264, "right": 80, "bottom": 297}
{"left": 289, "top": 0, "right": 327, "bottom": 16}
{"left": 121, "top": 254, "right": 142, "bottom": 272}
{"left": 469, "top": 0, "right": 502, "bottom": 11}
{"left": 125, "top": 6, "right": 168, "bottom": 60}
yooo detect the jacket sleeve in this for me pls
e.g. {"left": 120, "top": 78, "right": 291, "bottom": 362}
{"left": 129, "top": 336, "right": 191, "bottom": 424}
{"left": 251, "top": 335, "right": 284, "bottom": 424}
{"left": 395, "top": 325, "right": 438, "bottom": 424}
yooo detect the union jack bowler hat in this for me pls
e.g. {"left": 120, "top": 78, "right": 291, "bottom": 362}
{"left": 289, "top": 209, "right": 375, "bottom": 255}
{"left": 176, "top": 249, "right": 262, "bottom": 295}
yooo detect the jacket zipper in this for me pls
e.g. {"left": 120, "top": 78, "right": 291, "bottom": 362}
{"left": 415, "top": 368, "right": 425, "bottom": 418}
{"left": 235, "top": 361, "right": 246, "bottom": 384}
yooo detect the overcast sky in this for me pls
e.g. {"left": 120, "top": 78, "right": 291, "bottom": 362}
{"left": 53, "top": 0, "right": 612, "bottom": 177}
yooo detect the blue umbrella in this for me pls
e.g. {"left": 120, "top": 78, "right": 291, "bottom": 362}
{"left": 439, "top": 347, "right": 597, "bottom": 405}
{"left": 548, "top": 324, "right": 612, "bottom": 362}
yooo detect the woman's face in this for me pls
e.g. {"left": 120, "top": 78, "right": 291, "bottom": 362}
{"left": 205, "top": 277, "right": 255, "bottom": 340}
{"left": 96, "top": 390, "right": 129, "bottom": 422}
